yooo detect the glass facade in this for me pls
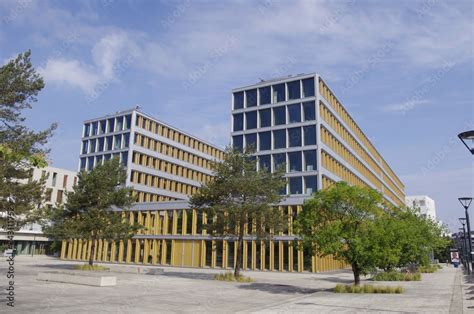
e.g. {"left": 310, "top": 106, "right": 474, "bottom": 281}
{"left": 302, "top": 78, "right": 315, "bottom": 98}
{"left": 273, "top": 153, "right": 286, "bottom": 171}
{"left": 233, "top": 113, "right": 243, "bottom": 131}
{"left": 304, "top": 150, "right": 317, "bottom": 171}
{"left": 288, "top": 104, "right": 301, "bottom": 123}
{"left": 287, "top": 80, "right": 300, "bottom": 100}
{"left": 259, "top": 109, "right": 271, "bottom": 128}
{"left": 246, "top": 89, "right": 257, "bottom": 107}
{"left": 259, "top": 155, "right": 271, "bottom": 171}
{"left": 288, "top": 127, "right": 302, "bottom": 147}
{"left": 289, "top": 177, "right": 302, "bottom": 194}
{"left": 273, "top": 129, "right": 286, "bottom": 149}
{"left": 259, "top": 131, "right": 271, "bottom": 151}
{"left": 234, "top": 92, "right": 244, "bottom": 109}
{"left": 245, "top": 111, "right": 257, "bottom": 130}
{"left": 272, "top": 83, "right": 285, "bottom": 103}
{"left": 303, "top": 125, "right": 316, "bottom": 146}
{"left": 273, "top": 106, "right": 286, "bottom": 125}
{"left": 288, "top": 151, "right": 302, "bottom": 172}
{"left": 245, "top": 133, "right": 257, "bottom": 149}
{"left": 259, "top": 86, "right": 271, "bottom": 105}
{"left": 303, "top": 101, "right": 316, "bottom": 121}
{"left": 304, "top": 176, "right": 317, "bottom": 194}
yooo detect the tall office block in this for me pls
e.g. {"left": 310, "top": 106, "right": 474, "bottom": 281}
{"left": 79, "top": 108, "right": 225, "bottom": 202}
{"left": 231, "top": 73, "right": 405, "bottom": 206}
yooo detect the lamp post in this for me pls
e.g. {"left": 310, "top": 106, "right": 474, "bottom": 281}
{"left": 459, "top": 197, "right": 474, "bottom": 273}
{"left": 458, "top": 130, "right": 474, "bottom": 155}
{"left": 459, "top": 219, "right": 468, "bottom": 272}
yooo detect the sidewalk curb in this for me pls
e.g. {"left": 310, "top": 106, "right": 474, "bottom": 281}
{"left": 450, "top": 268, "right": 463, "bottom": 314}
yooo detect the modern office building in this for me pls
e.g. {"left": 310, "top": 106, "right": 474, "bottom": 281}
{"left": 230, "top": 73, "right": 405, "bottom": 206}
{"left": 406, "top": 195, "right": 437, "bottom": 221}
{"left": 0, "top": 166, "right": 78, "bottom": 255}
{"left": 79, "top": 107, "right": 225, "bottom": 202}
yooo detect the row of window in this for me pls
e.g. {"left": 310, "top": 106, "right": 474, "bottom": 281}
{"left": 44, "top": 188, "right": 65, "bottom": 204}
{"left": 256, "top": 150, "right": 317, "bottom": 174}
{"left": 80, "top": 152, "right": 128, "bottom": 171}
{"left": 84, "top": 115, "right": 132, "bottom": 137}
{"left": 321, "top": 150, "right": 366, "bottom": 189}
{"left": 132, "top": 152, "right": 212, "bottom": 184}
{"left": 81, "top": 133, "right": 130, "bottom": 155}
{"left": 131, "top": 170, "right": 199, "bottom": 196}
{"left": 233, "top": 101, "right": 316, "bottom": 131}
{"left": 233, "top": 77, "right": 315, "bottom": 109}
{"left": 136, "top": 114, "right": 224, "bottom": 160}
{"left": 133, "top": 191, "right": 178, "bottom": 203}
{"left": 233, "top": 126, "right": 317, "bottom": 151}
{"left": 134, "top": 133, "right": 215, "bottom": 171}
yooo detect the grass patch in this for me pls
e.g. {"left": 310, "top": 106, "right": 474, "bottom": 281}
{"left": 418, "top": 264, "right": 440, "bottom": 273}
{"left": 73, "top": 264, "right": 109, "bottom": 271}
{"left": 335, "top": 284, "right": 404, "bottom": 294}
{"left": 372, "top": 272, "right": 421, "bottom": 281}
{"left": 214, "top": 272, "right": 253, "bottom": 283}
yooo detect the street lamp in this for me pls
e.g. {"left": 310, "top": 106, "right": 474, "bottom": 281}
{"left": 458, "top": 130, "right": 474, "bottom": 155}
{"left": 459, "top": 218, "right": 468, "bottom": 273}
{"left": 459, "top": 197, "right": 474, "bottom": 273}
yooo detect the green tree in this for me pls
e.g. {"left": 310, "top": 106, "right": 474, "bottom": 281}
{"left": 190, "top": 147, "right": 286, "bottom": 277}
{"left": 41, "top": 159, "right": 141, "bottom": 266}
{"left": 294, "top": 182, "right": 388, "bottom": 285}
{"left": 0, "top": 50, "right": 56, "bottom": 229}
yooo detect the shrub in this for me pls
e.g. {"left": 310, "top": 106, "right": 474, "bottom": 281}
{"left": 334, "top": 284, "right": 404, "bottom": 294}
{"left": 372, "top": 272, "right": 421, "bottom": 281}
{"left": 214, "top": 272, "right": 253, "bottom": 283}
{"left": 418, "top": 264, "right": 439, "bottom": 273}
{"left": 73, "top": 264, "right": 109, "bottom": 271}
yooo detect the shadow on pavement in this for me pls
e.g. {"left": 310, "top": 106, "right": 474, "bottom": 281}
{"left": 159, "top": 271, "right": 215, "bottom": 281}
{"left": 238, "top": 282, "right": 331, "bottom": 294}
{"left": 34, "top": 264, "right": 77, "bottom": 270}
{"left": 315, "top": 276, "right": 354, "bottom": 284}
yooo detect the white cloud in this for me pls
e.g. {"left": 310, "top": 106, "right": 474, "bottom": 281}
{"left": 382, "top": 99, "right": 430, "bottom": 113}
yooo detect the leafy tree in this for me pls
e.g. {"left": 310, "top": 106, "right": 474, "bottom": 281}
{"left": 190, "top": 147, "right": 286, "bottom": 277}
{"left": 294, "top": 182, "right": 388, "bottom": 285}
{"left": 41, "top": 159, "right": 141, "bottom": 266}
{"left": 0, "top": 50, "right": 56, "bottom": 229}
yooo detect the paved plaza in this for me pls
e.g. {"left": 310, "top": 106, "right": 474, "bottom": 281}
{"left": 0, "top": 256, "right": 467, "bottom": 313}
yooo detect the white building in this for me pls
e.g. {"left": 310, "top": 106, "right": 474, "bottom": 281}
{"left": 0, "top": 166, "right": 78, "bottom": 255}
{"left": 405, "top": 195, "right": 437, "bottom": 221}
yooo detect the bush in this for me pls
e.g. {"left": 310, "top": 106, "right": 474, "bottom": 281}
{"left": 73, "top": 264, "right": 109, "bottom": 271}
{"left": 214, "top": 272, "right": 253, "bottom": 283}
{"left": 372, "top": 272, "right": 421, "bottom": 281}
{"left": 334, "top": 284, "right": 404, "bottom": 294}
{"left": 418, "top": 264, "right": 439, "bottom": 273}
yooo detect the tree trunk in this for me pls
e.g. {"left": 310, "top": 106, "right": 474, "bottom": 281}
{"left": 352, "top": 264, "right": 361, "bottom": 286}
{"left": 89, "top": 239, "right": 95, "bottom": 266}
{"left": 234, "top": 236, "right": 243, "bottom": 278}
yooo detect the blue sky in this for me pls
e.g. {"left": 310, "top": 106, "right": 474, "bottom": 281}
{"left": 0, "top": 0, "right": 472, "bottom": 231}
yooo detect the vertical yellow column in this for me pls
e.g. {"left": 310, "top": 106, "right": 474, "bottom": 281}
{"left": 146, "top": 211, "right": 152, "bottom": 235}
{"left": 161, "top": 240, "right": 167, "bottom": 265}
{"left": 182, "top": 210, "right": 187, "bottom": 235}
{"left": 191, "top": 209, "right": 197, "bottom": 235}
{"left": 243, "top": 241, "right": 248, "bottom": 269}
{"left": 60, "top": 240, "right": 66, "bottom": 259}
{"left": 77, "top": 239, "right": 82, "bottom": 260}
{"left": 86, "top": 240, "right": 92, "bottom": 261}
{"left": 72, "top": 239, "right": 78, "bottom": 260}
{"left": 200, "top": 240, "right": 206, "bottom": 267}
{"left": 172, "top": 210, "right": 178, "bottom": 235}
{"left": 144, "top": 239, "right": 150, "bottom": 264}
{"left": 67, "top": 240, "right": 73, "bottom": 259}
{"left": 102, "top": 240, "right": 109, "bottom": 262}
{"left": 298, "top": 241, "right": 304, "bottom": 272}
{"left": 126, "top": 212, "right": 134, "bottom": 263}
{"left": 251, "top": 240, "right": 256, "bottom": 270}
{"left": 269, "top": 241, "right": 274, "bottom": 271}
{"left": 82, "top": 241, "right": 88, "bottom": 261}
{"left": 134, "top": 239, "right": 141, "bottom": 264}
{"left": 97, "top": 239, "right": 103, "bottom": 262}
{"left": 170, "top": 240, "right": 175, "bottom": 266}
{"left": 222, "top": 240, "right": 227, "bottom": 268}
{"left": 163, "top": 211, "right": 169, "bottom": 235}
{"left": 278, "top": 241, "right": 283, "bottom": 272}
{"left": 110, "top": 241, "right": 116, "bottom": 263}
{"left": 154, "top": 211, "right": 160, "bottom": 235}
{"left": 234, "top": 241, "right": 238, "bottom": 270}
{"left": 151, "top": 239, "right": 158, "bottom": 264}
{"left": 260, "top": 241, "right": 265, "bottom": 271}
{"left": 211, "top": 240, "right": 216, "bottom": 268}
{"left": 312, "top": 254, "right": 317, "bottom": 273}
{"left": 288, "top": 241, "right": 293, "bottom": 272}
{"left": 118, "top": 240, "right": 124, "bottom": 263}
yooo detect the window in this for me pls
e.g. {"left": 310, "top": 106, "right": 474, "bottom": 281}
{"left": 302, "top": 78, "right": 315, "bottom": 97}
{"left": 234, "top": 91, "right": 244, "bottom": 109}
{"left": 96, "top": 155, "right": 103, "bottom": 166}
{"left": 259, "top": 86, "right": 271, "bottom": 105}
{"left": 99, "top": 120, "right": 106, "bottom": 134}
{"left": 303, "top": 101, "right": 316, "bottom": 121}
{"left": 106, "top": 136, "right": 113, "bottom": 150}
{"left": 123, "top": 133, "right": 130, "bottom": 148}
{"left": 289, "top": 177, "right": 302, "bottom": 194}
{"left": 259, "top": 131, "right": 271, "bottom": 151}
{"left": 83, "top": 124, "right": 90, "bottom": 137}
{"left": 63, "top": 175, "right": 68, "bottom": 188}
{"left": 304, "top": 150, "right": 317, "bottom": 171}
{"left": 73, "top": 177, "right": 77, "bottom": 186}
{"left": 80, "top": 158, "right": 87, "bottom": 170}
{"left": 288, "top": 151, "right": 302, "bottom": 172}
{"left": 245, "top": 133, "right": 257, "bottom": 150}
{"left": 97, "top": 137, "right": 104, "bottom": 152}
{"left": 81, "top": 140, "right": 89, "bottom": 154}
{"left": 45, "top": 188, "right": 53, "bottom": 202}
{"left": 287, "top": 80, "right": 301, "bottom": 100}
{"left": 304, "top": 176, "right": 317, "bottom": 194}
{"left": 116, "top": 116, "right": 123, "bottom": 131}
{"left": 87, "top": 157, "right": 94, "bottom": 170}
{"left": 273, "top": 106, "right": 286, "bottom": 125}
{"left": 124, "top": 115, "right": 132, "bottom": 130}
{"left": 273, "top": 153, "right": 286, "bottom": 171}
{"left": 259, "top": 109, "right": 271, "bottom": 128}
{"left": 245, "top": 111, "right": 257, "bottom": 130}
{"left": 233, "top": 113, "right": 243, "bottom": 131}
{"left": 52, "top": 172, "right": 57, "bottom": 186}
{"left": 121, "top": 152, "right": 128, "bottom": 166}
{"left": 288, "top": 127, "right": 302, "bottom": 147}
{"left": 259, "top": 155, "right": 271, "bottom": 171}
{"left": 246, "top": 89, "right": 257, "bottom": 107}
{"left": 272, "top": 83, "right": 285, "bottom": 103}
{"left": 90, "top": 139, "right": 96, "bottom": 153}
{"left": 273, "top": 129, "right": 286, "bottom": 149}
{"left": 91, "top": 121, "right": 98, "bottom": 136}
{"left": 108, "top": 118, "right": 115, "bottom": 133}
{"left": 303, "top": 125, "right": 316, "bottom": 145}
{"left": 233, "top": 135, "right": 243, "bottom": 151}
{"left": 114, "top": 135, "right": 122, "bottom": 150}
{"left": 56, "top": 190, "right": 64, "bottom": 204}
{"left": 288, "top": 104, "right": 301, "bottom": 123}
{"left": 104, "top": 154, "right": 111, "bottom": 161}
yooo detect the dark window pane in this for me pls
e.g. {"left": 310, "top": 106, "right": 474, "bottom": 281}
{"left": 273, "top": 106, "right": 286, "bottom": 125}
{"left": 104, "top": 154, "right": 111, "bottom": 161}
{"left": 245, "top": 133, "right": 257, "bottom": 150}
{"left": 123, "top": 133, "right": 130, "bottom": 148}
{"left": 289, "top": 151, "right": 302, "bottom": 172}
{"left": 288, "top": 104, "right": 301, "bottom": 123}
{"left": 304, "top": 125, "right": 316, "bottom": 145}
{"left": 87, "top": 156, "right": 94, "bottom": 171}
{"left": 91, "top": 122, "right": 98, "bottom": 136}
{"left": 116, "top": 116, "right": 123, "bottom": 131}
{"left": 108, "top": 118, "right": 115, "bottom": 133}
{"left": 114, "top": 135, "right": 122, "bottom": 150}
{"left": 273, "top": 153, "right": 286, "bottom": 172}
{"left": 234, "top": 92, "right": 244, "bottom": 109}
{"left": 233, "top": 135, "right": 243, "bottom": 151}
{"left": 259, "top": 155, "right": 271, "bottom": 172}
{"left": 287, "top": 80, "right": 301, "bottom": 100}
{"left": 106, "top": 136, "right": 113, "bottom": 150}
{"left": 83, "top": 124, "right": 90, "bottom": 137}
{"left": 90, "top": 139, "right": 96, "bottom": 153}
{"left": 82, "top": 140, "right": 89, "bottom": 154}
{"left": 121, "top": 152, "right": 128, "bottom": 166}
{"left": 289, "top": 177, "right": 302, "bottom": 194}
{"left": 259, "top": 86, "right": 271, "bottom": 105}
{"left": 233, "top": 113, "right": 244, "bottom": 131}
{"left": 246, "top": 89, "right": 257, "bottom": 107}
{"left": 288, "top": 127, "right": 302, "bottom": 147}
{"left": 80, "top": 158, "right": 86, "bottom": 170}
{"left": 304, "top": 150, "right": 317, "bottom": 171}
{"left": 125, "top": 115, "right": 132, "bottom": 129}
{"left": 272, "top": 83, "right": 285, "bottom": 103}
{"left": 304, "top": 176, "right": 317, "bottom": 194}
{"left": 259, "top": 131, "right": 271, "bottom": 151}
{"left": 273, "top": 129, "right": 286, "bottom": 149}
{"left": 302, "top": 78, "right": 315, "bottom": 97}
{"left": 259, "top": 109, "right": 271, "bottom": 128}
{"left": 97, "top": 137, "right": 104, "bottom": 152}
{"left": 99, "top": 120, "right": 106, "bottom": 134}
{"left": 303, "top": 101, "right": 316, "bottom": 121}
{"left": 245, "top": 111, "right": 257, "bottom": 129}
